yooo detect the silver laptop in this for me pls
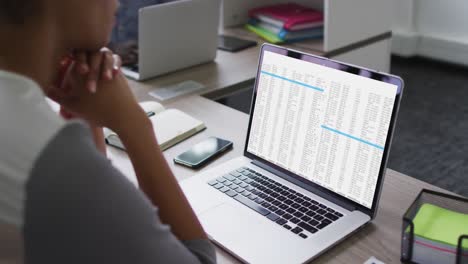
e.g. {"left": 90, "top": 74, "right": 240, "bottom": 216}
{"left": 122, "top": 0, "right": 220, "bottom": 81}
{"left": 181, "top": 44, "right": 404, "bottom": 264}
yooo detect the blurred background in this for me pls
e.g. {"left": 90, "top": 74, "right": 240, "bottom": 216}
{"left": 215, "top": 0, "right": 468, "bottom": 196}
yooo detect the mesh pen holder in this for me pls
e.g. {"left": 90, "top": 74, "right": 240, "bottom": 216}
{"left": 401, "top": 189, "right": 468, "bottom": 264}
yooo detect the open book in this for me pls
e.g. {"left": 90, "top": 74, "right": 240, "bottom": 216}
{"left": 105, "top": 101, "right": 206, "bottom": 151}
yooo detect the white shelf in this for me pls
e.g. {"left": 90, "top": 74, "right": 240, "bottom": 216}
{"left": 221, "top": 0, "right": 392, "bottom": 53}
{"left": 222, "top": 26, "right": 325, "bottom": 55}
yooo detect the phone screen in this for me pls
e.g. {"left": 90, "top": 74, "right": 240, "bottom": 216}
{"left": 175, "top": 137, "right": 233, "bottom": 167}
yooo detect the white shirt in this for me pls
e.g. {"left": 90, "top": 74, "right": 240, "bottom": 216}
{"left": 0, "top": 70, "right": 65, "bottom": 227}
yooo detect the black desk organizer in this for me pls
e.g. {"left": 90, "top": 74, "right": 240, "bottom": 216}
{"left": 401, "top": 189, "right": 468, "bottom": 264}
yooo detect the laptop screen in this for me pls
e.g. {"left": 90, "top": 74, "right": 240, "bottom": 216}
{"left": 246, "top": 48, "right": 402, "bottom": 209}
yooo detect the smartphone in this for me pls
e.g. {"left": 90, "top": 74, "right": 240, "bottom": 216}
{"left": 174, "top": 137, "right": 233, "bottom": 169}
{"left": 218, "top": 35, "right": 257, "bottom": 52}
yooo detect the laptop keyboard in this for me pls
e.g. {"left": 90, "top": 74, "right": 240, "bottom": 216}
{"left": 208, "top": 167, "right": 344, "bottom": 239}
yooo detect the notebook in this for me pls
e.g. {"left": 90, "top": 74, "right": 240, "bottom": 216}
{"left": 248, "top": 19, "right": 323, "bottom": 41}
{"left": 249, "top": 3, "right": 324, "bottom": 31}
{"left": 105, "top": 101, "right": 206, "bottom": 151}
{"left": 245, "top": 23, "right": 283, "bottom": 44}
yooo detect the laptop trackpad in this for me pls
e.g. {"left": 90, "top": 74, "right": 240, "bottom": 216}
{"left": 200, "top": 203, "right": 293, "bottom": 263}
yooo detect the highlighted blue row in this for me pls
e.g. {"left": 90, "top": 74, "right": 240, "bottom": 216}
{"left": 260, "top": 71, "right": 324, "bottom": 92}
{"left": 321, "top": 125, "right": 385, "bottom": 150}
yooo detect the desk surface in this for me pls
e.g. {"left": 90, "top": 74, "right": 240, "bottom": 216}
{"left": 108, "top": 94, "right": 452, "bottom": 264}
{"left": 128, "top": 47, "right": 260, "bottom": 103}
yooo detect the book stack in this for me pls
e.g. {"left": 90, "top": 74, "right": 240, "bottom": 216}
{"left": 408, "top": 203, "right": 468, "bottom": 264}
{"left": 246, "top": 3, "right": 324, "bottom": 44}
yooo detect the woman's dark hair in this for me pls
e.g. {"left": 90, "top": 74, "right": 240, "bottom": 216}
{"left": 0, "top": 0, "right": 37, "bottom": 24}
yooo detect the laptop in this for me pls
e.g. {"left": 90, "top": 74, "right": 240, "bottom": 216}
{"left": 180, "top": 44, "right": 404, "bottom": 264}
{"left": 122, "top": 0, "right": 220, "bottom": 81}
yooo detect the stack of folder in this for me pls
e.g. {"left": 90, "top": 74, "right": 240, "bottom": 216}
{"left": 408, "top": 203, "right": 468, "bottom": 264}
{"left": 246, "top": 3, "right": 324, "bottom": 44}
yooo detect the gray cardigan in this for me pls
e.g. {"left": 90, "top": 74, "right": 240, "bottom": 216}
{"left": 23, "top": 122, "right": 216, "bottom": 264}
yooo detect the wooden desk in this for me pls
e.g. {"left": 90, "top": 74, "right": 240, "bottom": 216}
{"left": 128, "top": 50, "right": 320, "bottom": 107}
{"left": 108, "top": 93, "right": 453, "bottom": 264}
{"left": 127, "top": 47, "right": 261, "bottom": 104}
{"left": 108, "top": 95, "right": 250, "bottom": 184}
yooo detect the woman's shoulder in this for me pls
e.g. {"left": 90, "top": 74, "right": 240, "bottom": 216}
{"left": 0, "top": 70, "right": 67, "bottom": 227}
{"left": 0, "top": 71, "right": 66, "bottom": 165}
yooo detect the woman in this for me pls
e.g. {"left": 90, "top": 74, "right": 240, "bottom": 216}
{"left": 0, "top": 1, "right": 215, "bottom": 263}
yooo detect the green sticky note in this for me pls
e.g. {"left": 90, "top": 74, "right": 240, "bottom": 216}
{"left": 411, "top": 203, "right": 468, "bottom": 248}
